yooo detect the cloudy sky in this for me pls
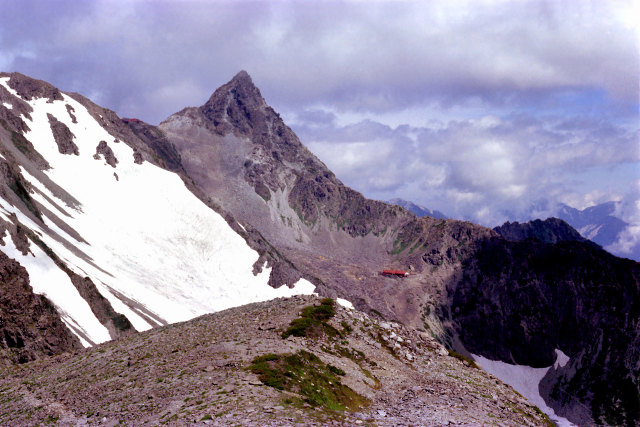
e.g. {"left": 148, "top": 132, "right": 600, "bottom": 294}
{"left": 1, "top": 0, "right": 639, "bottom": 254}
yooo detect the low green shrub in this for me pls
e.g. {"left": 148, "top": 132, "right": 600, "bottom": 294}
{"left": 281, "top": 298, "right": 338, "bottom": 339}
{"left": 248, "top": 350, "right": 366, "bottom": 411}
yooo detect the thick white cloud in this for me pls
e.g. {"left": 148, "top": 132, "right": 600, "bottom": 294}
{"left": 605, "top": 180, "right": 640, "bottom": 259}
{"left": 294, "top": 109, "right": 639, "bottom": 226}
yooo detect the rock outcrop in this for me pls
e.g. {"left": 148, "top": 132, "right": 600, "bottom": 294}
{"left": 93, "top": 140, "right": 118, "bottom": 168}
{"left": 494, "top": 217, "right": 592, "bottom": 245}
{"left": 0, "top": 251, "right": 81, "bottom": 365}
{"left": 47, "top": 113, "right": 78, "bottom": 155}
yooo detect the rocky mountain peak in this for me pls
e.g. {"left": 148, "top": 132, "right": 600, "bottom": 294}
{"left": 199, "top": 70, "right": 267, "bottom": 135}
{"left": 494, "top": 217, "right": 592, "bottom": 245}
{"left": 188, "top": 70, "right": 338, "bottom": 203}
{"left": 230, "top": 69, "right": 253, "bottom": 86}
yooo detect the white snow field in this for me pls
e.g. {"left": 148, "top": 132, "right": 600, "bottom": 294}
{"left": 0, "top": 77, "right": 315, "bottom": 345}
{"left": 473, "top": 349, "right": 576, "bottom": 427}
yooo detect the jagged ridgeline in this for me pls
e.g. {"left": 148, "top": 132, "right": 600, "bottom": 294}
{"left": 0, "top": 70, "right": 638, "bottom": 425}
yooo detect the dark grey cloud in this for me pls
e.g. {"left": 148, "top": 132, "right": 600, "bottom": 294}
{"left": 1, "top": 0, "right": 637, "bottom": 124}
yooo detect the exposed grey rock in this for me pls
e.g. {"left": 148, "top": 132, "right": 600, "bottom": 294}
{"left": 47, "top": 113, "right": 78, "bottom": 155}
{"left": 65, "top": 104, "right": 77, "bottom": 124}
{"left": 93, "top": 140, "right": 118, "bottom": 168}
{"left": 0, "top": 250, "right": 82, "bottom": 365}
{"left": 0, "top": 72, "right": 64, "bottom": 103}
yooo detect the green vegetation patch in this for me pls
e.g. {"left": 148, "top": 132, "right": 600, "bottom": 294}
{"left": 390, "top": 236, "right": 411, "bottom": 255}
{"left": 531, "top": 406, "right": 555, "bottom": 426}
{"left": 248, "top": 350, "right": 367, "bottom": 411}
{"left": 282, "top": 298, "right": 339, "bottom": 339}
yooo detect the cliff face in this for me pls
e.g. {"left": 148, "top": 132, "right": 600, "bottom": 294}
{"left": 449, "top": 237, "right": 640, "bottom": 425}
{"left": 0, "top": 250, "right": 81, "bottom": 365}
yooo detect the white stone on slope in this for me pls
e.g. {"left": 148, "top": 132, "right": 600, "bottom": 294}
{"left": 337, "top": 298, "right": 354, "bottom": 309}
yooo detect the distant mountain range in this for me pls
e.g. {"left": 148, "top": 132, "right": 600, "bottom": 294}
{"left": 533, "top": 201, "right": 636, "bottom": 261}
{"left": 387, "top": 198, "right": 448, "bottom": 220}
{"left": 394, "top": 196, "right": 638, "bottom": 262}
{"left": 556, "top": 201, "right": 630, "bottom": 246}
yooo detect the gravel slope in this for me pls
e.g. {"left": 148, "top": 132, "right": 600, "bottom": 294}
{"left": 0, "top": 295, "right": 552, "bottom": 426}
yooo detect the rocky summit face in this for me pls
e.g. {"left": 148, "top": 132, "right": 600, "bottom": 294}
{"left": 494, "top": 217, "right": 592, "bottom": 246}
{"left": 0, "top": 70, "right": 638, "bottom": 426}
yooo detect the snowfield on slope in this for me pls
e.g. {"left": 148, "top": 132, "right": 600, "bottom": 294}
{"left": 0, "top": 76, "right": 315, "bottom": 345}
{"left": 473, "top": 350, "right": 576, "bottom": 427}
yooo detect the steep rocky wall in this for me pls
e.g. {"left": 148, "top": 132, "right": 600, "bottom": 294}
{"left": 0, "top": 251, "right": 81, "bottom": 364}
{"left": 448, "top": 237, "right": 640, "bottom": 425}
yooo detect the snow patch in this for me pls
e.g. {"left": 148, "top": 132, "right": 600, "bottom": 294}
{"left": 2, "top": 102, "right": 11, "bottom": 109}
{"left": 579, "top": 224, "right": 603, "bottom": 241}
{"left": 472, "top": 352, "right": 576, "bottom": 427}
{"left": 337, "top": 298, "right": 354, "bottom": 309}
{"left": 0, "top": 77, "right": 20, "bottom": 97}
{"left": 554, "top": 349, "right": 570, "bottom": 369}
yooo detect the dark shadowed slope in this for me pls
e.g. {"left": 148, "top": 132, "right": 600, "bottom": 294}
{"left": 494, "top": 217, "right": 591, "bottom": 245}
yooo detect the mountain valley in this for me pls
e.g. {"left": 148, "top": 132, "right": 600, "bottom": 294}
{"left": 0, "top": 71, "right": 638, "bottom": 426}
